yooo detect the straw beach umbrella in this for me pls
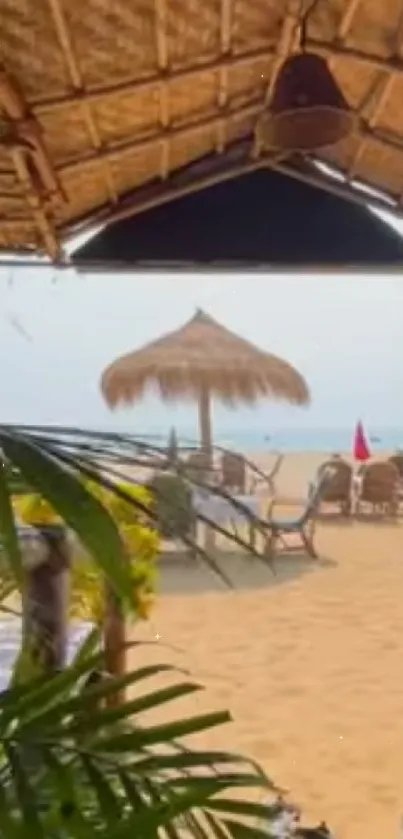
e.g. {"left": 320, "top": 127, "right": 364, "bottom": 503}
{"left": 101, "top": 309, "right": 310, "bottom": 459}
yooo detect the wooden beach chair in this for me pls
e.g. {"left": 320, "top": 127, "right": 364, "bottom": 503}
{"left": 356, "top": 461, "right": 400, "bottom": 518}
{"left": 184, "top": 451, "right": 211, "bottom": 480}
{"left": 220, "top": 451, "right": 247, "bottom": 493}
{"left": 389, "top": 452, "right": 403, "bottom": 480}
{"left": 263, "top": 468, "right": 334, "bottom": 561}
{"left": 316, "top": 456, "right": 352, "bottom": 516}
{"left": 220, "top": 450, "right": 283, "bottom": 496}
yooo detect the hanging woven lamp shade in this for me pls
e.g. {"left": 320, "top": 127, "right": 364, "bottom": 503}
{"left": 263, "top": 52, "right": 356, "bottom": 152}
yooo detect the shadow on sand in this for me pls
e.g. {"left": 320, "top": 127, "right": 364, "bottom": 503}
{"left": 158, "top": 549, "right": 337, "bottom": 595}
{"left": 315, "top": 511, "right": 355, "bottom": 527}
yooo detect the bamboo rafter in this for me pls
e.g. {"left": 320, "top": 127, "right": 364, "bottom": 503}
{"left": 45, "top": 0, "right": 118, "bottom": 204}
{"left": 252, "top": 0, "right": 300, "bottom": 159}
{"left": 0, "top": 69, "right": 63, "bottom": 258}
{"left": 216, "top": 0, "right": 232, "bottom": 153}
{"left": 62, "top": 139, "right": 261, "bottom": 236}
{"left": 252, "top": 0, "right": 403, "bottom": 170}
{"left": 327, "top": 0, "right": 370, "bottom": 185}
{"left": 154, "top": 0, "right": 170, "bottom": 179}
{"left": 57, "top": 137, "right": 403, "bottom": 251}
{"left": 334, "top": 0, "right": 362, "bottom": 41}
{"left": 54, "top": 94, "right": 403, "bottom": 180}
{"left": 59, "top": 99, "right": 264, "bottom": 175}
{"left": 346, "top": 0, "right": 403, "bottom": 186}
{"left": 2, "top": 0, "right": 403, "bottom": 256}
{"left": 33, "top": 45, "right": 273, "bottom": 116}
{"left": 306, "top": 37, "right": 403, "bottom": 75}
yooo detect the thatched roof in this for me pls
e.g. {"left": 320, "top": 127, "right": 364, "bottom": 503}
{"left": 3, "top": 0, "right": 403, "bottom": 259}
{"left": 101, "top": 309, "right": 310, "bottom": 407}
{"left": 75, "top": 169, "right": 403, "bottom": 266}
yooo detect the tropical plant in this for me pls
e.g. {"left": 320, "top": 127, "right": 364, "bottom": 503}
{"left": 0, "top": 424, "right": 278, "bottom": 838}
{"left": 13, "top": 484, "right": 159, "bottom": 625}
{"left": 1, "top": 454, "right": 31, "bottom": 496}
{"left": 0, "top": 624, "right": 279, "bottom": 838}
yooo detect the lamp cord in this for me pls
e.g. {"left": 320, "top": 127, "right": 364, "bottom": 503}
{"left": 300, "top": 0, "right": 322, "bottom": 49}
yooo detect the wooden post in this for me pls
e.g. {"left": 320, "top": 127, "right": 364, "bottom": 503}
{"left": 22, "top": 525, "right": 70, "bottom": 674}
{"left": 198, "top": 385, "right": 215, "bottom": 552}
{"left": 103, "top": 583, "right": 126, "bottom": 708}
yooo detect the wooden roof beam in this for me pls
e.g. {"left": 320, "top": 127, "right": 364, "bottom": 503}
{"left": 0, "top": 68, "right": 61, "bottom": 199}
{"left": 46, "top": 0, "right": 118, "bottom": 204}
{"left": 0, "top": 69, "right": 61, "bottom": 257}
{"left": 34, "top": 46, "right": 275, "bottom": 115}
{"left": 59, "top": 136, "right": 403, "bottom": 251}
{"left": 306, "top": 38, "right": 403, "bottom": 75}
{"left": 57, "top": 89, "right": 403, "bottom": 183}
{"left": 328, "top": 0, "right": 362, "bottom": 75}
{"left": 10, "top": 147, "right": 60, "bottom": 258}
{"left": 336, "top": 0, "right": 362, "bottom": 41}
{"left": 264, "top": 154, "right": 403, "bottom": 220}
{"left": 216, "top": 0, "right": 232, "bottom": 153}
{"left": 346, "top": 0, "right": 403, "bottom": 184}
{"left": 60, "top": 99, "right": 263, "bottom": 175}
{"left": 62, "top": 139, "right": 261, "bottom": 240}
{"left": 252, "top": 0, "right": 300, "bottom": 159}
{"left": 0, "top": 217, "right": 35, "bottom": 227}
{"left": 154, "top": 0, "right": 170, "bottom": 179}
{"left": 348, "top": 76, "right": 395, "bottom": 177}
{"left": 327, "top": 0, "right": 376, "bottom": 184}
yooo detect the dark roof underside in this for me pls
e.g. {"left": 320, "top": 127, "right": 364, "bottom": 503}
{"left": 74, "top": 170, "right": 403, "bottom": 266}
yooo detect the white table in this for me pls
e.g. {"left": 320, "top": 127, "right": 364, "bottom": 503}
{"left": 192, "top": 490, "right": 260, "bottom": 550}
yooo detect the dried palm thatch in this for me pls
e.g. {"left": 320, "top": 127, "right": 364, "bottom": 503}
{"left": 2, "top": 0, "right": 403, "bottom": 259}
{"left": 101, "top": 309, "right": 309, "bottom": 456}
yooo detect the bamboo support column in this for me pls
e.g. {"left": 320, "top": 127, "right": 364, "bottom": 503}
{"left": 104, "top": 583, "right": 126, "bottom": 708}
{"left": 22, "top": 526, "right": 70, "bottom": 674}
{"left": 199, "top": 385, "right": 213, "bottom": 461}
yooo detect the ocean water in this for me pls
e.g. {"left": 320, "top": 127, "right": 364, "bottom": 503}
{"left": 48, "top": 425, "right": 403, "bottom": 456}
{"left": 172, "top": 427, "right": 403, "bottom": 454}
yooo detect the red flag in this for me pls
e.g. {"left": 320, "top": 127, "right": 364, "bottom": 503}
{"left": 353, "top": 420, "right": 370, "bottom": 461}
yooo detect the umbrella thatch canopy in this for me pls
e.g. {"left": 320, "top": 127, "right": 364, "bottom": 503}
{"left": 101, "top": 309, "right": 309, "bottom": 456}
{"left": 3, "top": 1, "right": 403, "bottom": 259}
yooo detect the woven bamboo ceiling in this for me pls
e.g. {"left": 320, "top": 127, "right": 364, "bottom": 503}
{"left": 2, "top": 0, "right": 403, "bottom": 260}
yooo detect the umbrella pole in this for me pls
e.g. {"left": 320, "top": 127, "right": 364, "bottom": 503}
{"left": 198, "top": 386, "right": 215, "bottom": 552}
{"left": 199, "top": 386, "right": 212, "bottom": 460}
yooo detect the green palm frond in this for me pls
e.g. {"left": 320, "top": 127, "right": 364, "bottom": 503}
{"left": 0, "top": 648, "right": 278, "bottom": 839}
{"left": 0, "top": 424, "right": 273, "bottom": 592}
{"left": 0, "top": 424, "right": 283, "bottom": 839}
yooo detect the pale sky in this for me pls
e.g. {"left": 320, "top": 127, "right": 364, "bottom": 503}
{"left": 1, "top": 260, "right": 403, "bottom": 436}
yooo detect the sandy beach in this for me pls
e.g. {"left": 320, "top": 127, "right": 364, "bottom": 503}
{"left": 130, "top": 449, "right": 403, "bottom": 839}
{"left": 249, "top": 449, "right": 394, "bottom": 502}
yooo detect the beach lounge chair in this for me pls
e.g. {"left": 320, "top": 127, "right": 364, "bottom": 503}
{"left": 220, "top": 450, "right": 283, "bottom": 496}
{"left": 316, "top": 456, "right": 352, "bottom": 516}
{"left": 263, "top": 468, "right": 334, "bottom": 560}
{"left": 388, "top": 452, "right": 403, "bottom": 480}
{"left": 221, "top": 451, "right": 248, "bottom": 492}
{"left": 184, "top": 451, "right": 212, "bottom": 480}
{"left": 356, "top": 461, "right": 400, "bottom": 517}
